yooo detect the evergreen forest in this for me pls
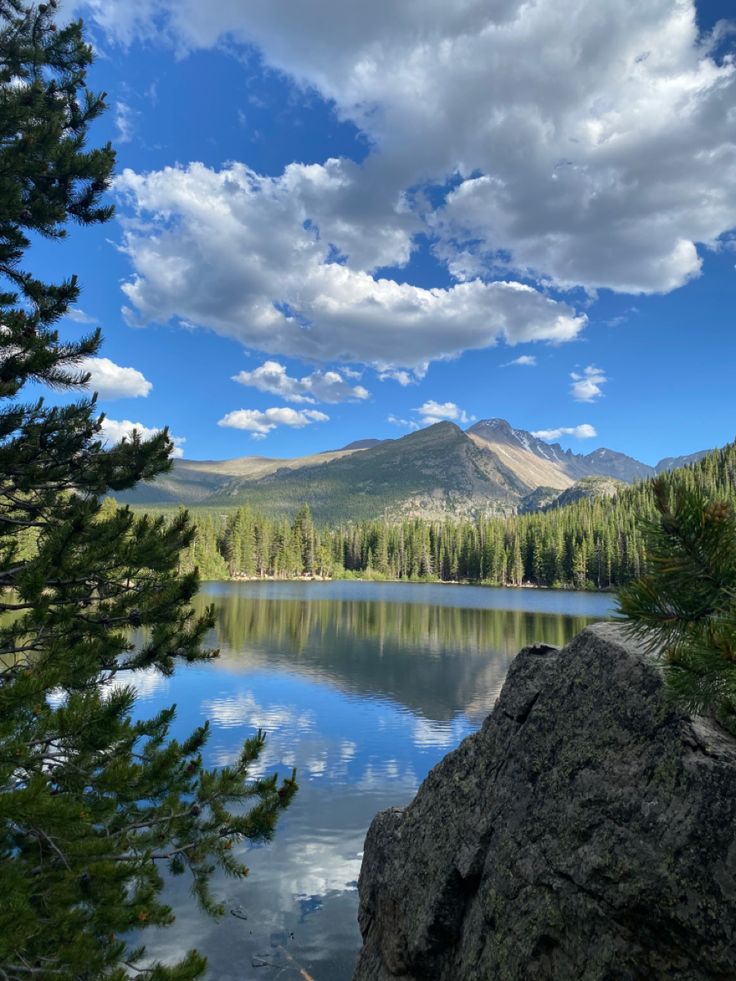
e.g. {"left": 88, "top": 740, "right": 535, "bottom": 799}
{"left": 173, "top": 442, "right": 736, "bottom": 590}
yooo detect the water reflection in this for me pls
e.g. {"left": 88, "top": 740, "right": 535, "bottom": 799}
{"left": 204, "top": 589, "right": 603, "bottom": 722}
{"left": 134, "top": 582, "right": 612, "bottom": 979}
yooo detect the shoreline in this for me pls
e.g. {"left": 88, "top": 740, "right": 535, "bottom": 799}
{"left": 207, "top": 574, "right": 614, "bottom": 594}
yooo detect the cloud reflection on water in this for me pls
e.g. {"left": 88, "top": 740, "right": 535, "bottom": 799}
{"left": 130, "top": 582, "right": 609, "bottom": 979}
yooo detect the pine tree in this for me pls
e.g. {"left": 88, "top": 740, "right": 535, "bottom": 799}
{"left": 617, "top": 477, "right": 736, "bottom": 732}
{"left": 292, "top": 504, "right": 315, "bottom": 575}
{"left": 0, "top": 6, "right": 295, "bottom": 979}
{"left": 167, "top": 442, "right": 736, "bottom": 592}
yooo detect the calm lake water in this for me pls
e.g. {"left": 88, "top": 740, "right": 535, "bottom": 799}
{"left": 136, "top": 581, "right": 615, "bottom": 980}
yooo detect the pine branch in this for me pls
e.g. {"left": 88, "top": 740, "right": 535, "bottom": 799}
{"left": 617, "top": 477, "right": 736, "bottom": 730}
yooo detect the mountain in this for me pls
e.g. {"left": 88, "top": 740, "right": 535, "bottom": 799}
{"left": 116, "top": 445, "right": 372, "bottom": 507}
{"left": 115, "top": 418, "right": 709, "bottom": 523}
{"left": 338, "top": 438, "right": 383, "bottom": 451}
{"left": 466, "top": 419, "right": 576, "bottom": 490}
{"left": 518, "top": 486, "right": 566, "bottom": 514}
{"left": 207, "top": 421, "right": 527, "bottom": 522}
{"left": 578, "top": 447, "right": 655, "bottom": 482}
{"left": 655, "top": 449, "right": 712, "bottom": 473}
{"left": 467, "top": 418, "right": 709, "bottom": 484}
{"left": 546, "top": 475, "right": 626, "bottom": 510}
{"left": 467, "top": 419, "right": 658, "bottom": 484}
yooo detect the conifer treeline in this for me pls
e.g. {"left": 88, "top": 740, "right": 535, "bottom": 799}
{"left": 177, "top": 443, "right": 736, "bottom": 590}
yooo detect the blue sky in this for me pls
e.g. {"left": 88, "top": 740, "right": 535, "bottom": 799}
{"left": 35, "top": 0, "right": 735, "bottom": 464}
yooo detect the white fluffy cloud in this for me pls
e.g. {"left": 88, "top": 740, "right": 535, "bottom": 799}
{"left": 233, "top": 360, "right": 368, "bottom": 404}
{"left": 81, "top": 357, "right": 152, "bottom": 398}
{"left": 115, "top": 162, "right": 587, "bottom": 372}
{"left": 416, "top": 400, "right": 474, "bottom": 426}
{"left": 99, "top": 418, "right": 186, "bottom": 457}
{"left": 217, "top": 406, "right": 329, "bottom": 439}
{"left": 83, "top": 0, "right": 736, "bottom": 297}
{"left": 389, "top": 400, "right": 473, "bottom": 430}
{"left": 570, "top": 365, "right": 607, "bottom": 402}
{"left": 532, "top": 424, "right": 598, "bottom": 441}
{"left": 379, "top": 369, "right": 417, "bottom": 386}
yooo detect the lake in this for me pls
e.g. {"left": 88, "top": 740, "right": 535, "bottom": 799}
{"left": 136, "top": 581, "right": 615, "bottom": 979}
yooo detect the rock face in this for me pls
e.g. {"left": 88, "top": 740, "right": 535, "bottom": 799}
{"left": 354, "top": 623, "right": 736, "bottom": 980}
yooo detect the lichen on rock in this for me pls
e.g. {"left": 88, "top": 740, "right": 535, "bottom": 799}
{"left": 354, "top": 623, "right": 736, "bottom": 980}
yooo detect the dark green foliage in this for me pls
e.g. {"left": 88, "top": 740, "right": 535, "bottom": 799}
{"left": 617, "top": 478, "right": 736, "bottom": 731}
{"left": 0, "top": 7, "right": 295, "bottom": 979}
{"left": 162, "top": 443, "right": 736, "bottom": 590}
{"left": 0, "top": 0, "right": 114, "bottom": 396}
{"left": 200, "top": 503, "right": 331, "bottom": 580}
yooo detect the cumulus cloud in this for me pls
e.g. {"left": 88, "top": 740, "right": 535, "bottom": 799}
{"left": 570, "top": 365, "right": 607, "bottom": 402}
{"left": 378, "top": 362, "right": 428, "bottom": 385}
{"left": 416, "top": 400, "right": 474, "bottom": 426}
{"left": 379, "top": 369, "right": 417, "bottom": 386}
{"left": 115, "top": 163, "right": 586, "bottom": 372}
{"left": 503, "top": 355, "right": 536, "bottom": 367}
{"left": 83, "top": 0, "right": 736, "bottom": 298}
{"left": 217, "top": 406, "right": 329, "bottom": 439}
{"left": 389, "top": 400, "right": 473, "bottom": 430}
{"left": 532, "top": 424, "right": 598, "bottom": 441}
{"left": 100, "top": 418, "right": 186, "bottom": 457}
{"left": 233, "top": 360, "right": 368, "bottom": 403}
{"left": 81, "top": 357, "right": 152, "bottom": 398}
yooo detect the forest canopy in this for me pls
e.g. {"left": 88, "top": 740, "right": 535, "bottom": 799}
{"left": 168, "top": 443, "right": 736, "bottom": 590}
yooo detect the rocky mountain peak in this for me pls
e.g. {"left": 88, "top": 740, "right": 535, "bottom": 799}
{"left": 470, "top": 419, "right": 567, "bottom": 462}
{"left": 115, "top": 416, "right": 711, "bottom": 522}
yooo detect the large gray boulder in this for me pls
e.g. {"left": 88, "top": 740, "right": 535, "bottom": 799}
{"left": 354, "top": 623, "right": 736, "bottom": 980}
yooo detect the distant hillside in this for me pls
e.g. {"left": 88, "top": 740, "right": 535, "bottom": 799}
{"left": 176, "top": 441, "right": 736, "bottom": 592}
{"left": 338, "top": 438, "right": 383, "bottom": 451}
{"left": 206, "top": 421, "right": 527, "bottom": 522}
{"left": 578, "top": 447, "right": 655, "bottom": 482}
{"left": 518, "top": 486, "right": 564, "bottom": 514}
{"left": 655, "top": 449, "right": 712, "bottom": 473}
{"left": 115, "top": 418, "right": 710, "bottom": 523}
{"left": 116, "top": 445, "right": 371, "bottom": 507}
{"left": 546, "top": 475, "right": 626, "bottom": 510}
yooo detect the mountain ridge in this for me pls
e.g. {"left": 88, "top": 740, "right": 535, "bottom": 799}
{"left": 115, "top": 419, "right": 711, "bottom": 522}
